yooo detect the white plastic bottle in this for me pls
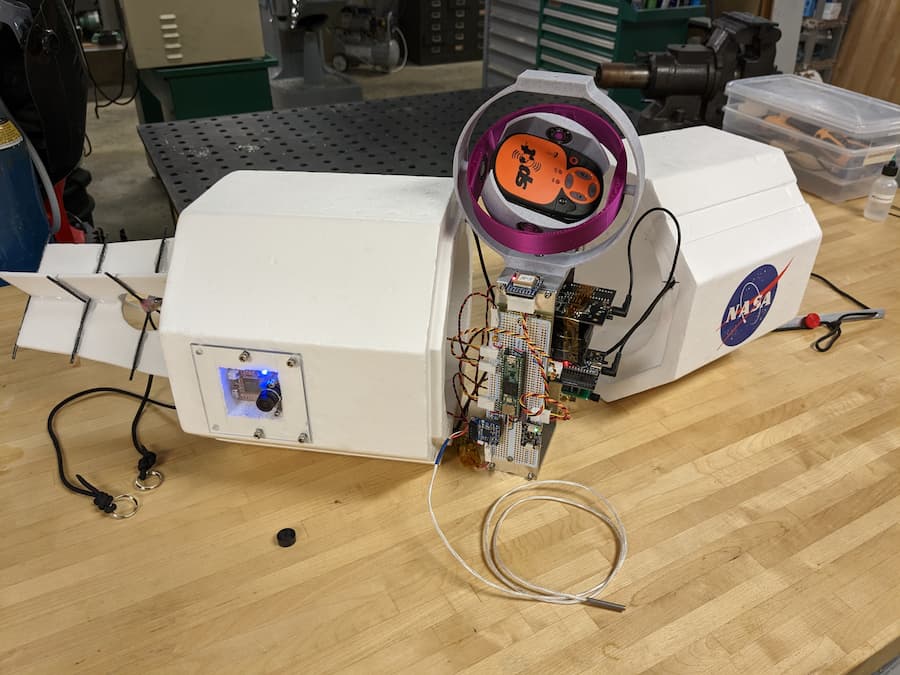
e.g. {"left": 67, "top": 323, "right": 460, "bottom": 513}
{"left": 863, "top": 160, "right": 898, "bottom": 222}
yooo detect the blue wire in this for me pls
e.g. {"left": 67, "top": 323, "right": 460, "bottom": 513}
{"left": 435, "top": 438, "right": 451, "bottom": 465}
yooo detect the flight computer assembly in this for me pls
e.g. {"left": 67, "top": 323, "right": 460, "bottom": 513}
{"left": 2, "top": 71, "right": 821, "bottom": 474}
{"left": 452, "top": 71, "right": 821, "bottom": 478}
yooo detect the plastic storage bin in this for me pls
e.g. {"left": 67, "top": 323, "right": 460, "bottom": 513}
{"left": 722, "top": 107, "right": 894, "bottom": 181}
{"left": 790, "top": 165, "right": 874, "bottom": 203}
{"left": 723, "top": 75, "right": 900, "bottom": 202}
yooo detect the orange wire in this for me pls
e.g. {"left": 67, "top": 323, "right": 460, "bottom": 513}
{"left": 449, "top": 293, "right": 574, "bottom": 431}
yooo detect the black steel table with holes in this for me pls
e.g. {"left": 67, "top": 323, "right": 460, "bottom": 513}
{"left": 137, "top": 88, "right": 524, "bottom": 213}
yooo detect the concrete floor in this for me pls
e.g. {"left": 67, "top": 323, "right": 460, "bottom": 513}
{"left": 81, "top": 61, "right": 482, "bottom": 241}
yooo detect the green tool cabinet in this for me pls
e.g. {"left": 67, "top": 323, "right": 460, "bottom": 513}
{"left": 483, "top": 0, "right": 705, "bottom": 108}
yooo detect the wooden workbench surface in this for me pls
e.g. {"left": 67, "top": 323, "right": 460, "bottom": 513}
{"left": 1, "top": 194, "right": 898, "bottom": 674}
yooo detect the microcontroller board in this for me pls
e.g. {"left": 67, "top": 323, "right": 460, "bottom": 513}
{"left": 552, "top": 281, "right": 619, "bottom": 364}
{"left": 555, "top": 282, "right": 617, "bottom": 324}
{"left": 500, "top": 349, "right": 525, "bottom": 416}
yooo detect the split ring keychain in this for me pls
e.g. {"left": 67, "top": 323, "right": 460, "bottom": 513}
{"left": 135, "top": 469, "right": 164, "bottom": 491}
{"left": 112, "top": 494, "right": 141, "bottom": 519}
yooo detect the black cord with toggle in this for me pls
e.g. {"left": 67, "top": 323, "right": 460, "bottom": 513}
{"left": 133, "top": 374, "right": 160, "bottom": 481}
{"left": 774, "top": 273, "right": 878, "bottom": 352}
{"left": 811, "top": 310, "right": 878, "bottom": 353}
{"left": 47, "top": 382, "right": 176, "bottom": 514}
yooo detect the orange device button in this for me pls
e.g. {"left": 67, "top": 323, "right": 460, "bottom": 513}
{"left": 494, "top": 134, "right": 568, "bottom": 205}
{"left": 563, "top": 166, "right": 600, "bottom": 204}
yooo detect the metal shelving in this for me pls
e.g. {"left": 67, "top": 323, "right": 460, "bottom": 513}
{"left": 481, "top": 0, "right": 541, "bottom": 86}
{"left": 481, "top": 0, "right": 704, "bottom": 102}
{"left": 796, "top": 0, "right": 854, "bottom": 82}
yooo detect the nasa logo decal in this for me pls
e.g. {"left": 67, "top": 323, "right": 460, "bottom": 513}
{"left": 720, "top": 260, "right": 792, "bottom": 347}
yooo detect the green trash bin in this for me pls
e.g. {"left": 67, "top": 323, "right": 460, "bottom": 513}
{"left": 137, "top": 55, "right": 278, "bottom": 123}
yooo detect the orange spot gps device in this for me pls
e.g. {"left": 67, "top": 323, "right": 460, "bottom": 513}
{"left": 492, "top": 128, "right": 604, "bottom": 224}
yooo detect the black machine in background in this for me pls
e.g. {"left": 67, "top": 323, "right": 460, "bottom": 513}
{"left": 595, "top": 12, "right": 781, "bottom": 135}
{"left": 0, "top": 0, "right": 88, "bottom": 183}
{"left": 331, "top": 4, "right": 405, "bottom": 72}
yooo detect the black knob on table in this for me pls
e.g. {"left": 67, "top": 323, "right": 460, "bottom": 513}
{"left": 276, "top": 528, "right": 296, "bottom": 547}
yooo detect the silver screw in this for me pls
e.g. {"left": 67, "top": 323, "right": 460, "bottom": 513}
{"left": 286, "top": 356, "right": 298, "bottom": 367}
{"left": 526, "top": 472, "right": 536, "bottom": 481}
{"left": 253, "top": 428, "right": 264, "bottom": 439}
{"left": 487, "top": 462, "right": 496, "bottom": 471}
{"left": 273, "top": 409, "right": 281, "bottom": 417}
{"left": 506, "top": 455, "right": 514, "bottom": 462}
{"left": 297, "top": 433, "right": 308, "bottom": 443}
{"left": 195, "top": 348, "right": 204, "bottom": 355}
{"left": 239, "top": 350, "right": 251, "bottom": 362}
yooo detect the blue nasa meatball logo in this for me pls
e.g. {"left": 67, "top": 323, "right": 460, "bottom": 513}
{"left": 720, "top": 261, "right": 792, "bottom": 347}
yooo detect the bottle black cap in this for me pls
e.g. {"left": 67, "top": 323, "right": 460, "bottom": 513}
{"left": 276, "top": 527, "right": 296, "bottom": 547}
{"left": 883, "top": 160, "right": 898, "bottom": 177}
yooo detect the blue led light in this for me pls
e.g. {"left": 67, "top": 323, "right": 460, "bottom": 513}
{"left": 261, "top": 369, "right": 268, "bottom": 375}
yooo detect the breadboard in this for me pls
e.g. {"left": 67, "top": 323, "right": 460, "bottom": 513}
{"left": 480, "top": 310, "right": 552, "bottom": 468}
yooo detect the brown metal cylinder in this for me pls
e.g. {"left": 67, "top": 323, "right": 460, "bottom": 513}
{"left": 594, "top": 62, "right": 651, "bottom": 89}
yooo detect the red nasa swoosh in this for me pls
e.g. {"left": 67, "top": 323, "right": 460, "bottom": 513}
{"left": 719, "top": 258, "right": 793, "bottom": 345}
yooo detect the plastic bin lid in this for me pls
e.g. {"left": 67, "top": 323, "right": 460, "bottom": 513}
{"left": 725, "top": 75, "right": 900, "bottom": 139}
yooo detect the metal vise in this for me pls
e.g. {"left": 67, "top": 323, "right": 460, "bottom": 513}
{"left": 595, "top": 12, "right": 780, "bottom": 134}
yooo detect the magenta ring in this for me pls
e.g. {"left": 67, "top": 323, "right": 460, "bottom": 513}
{"left": 466, "top": 104, "right": 628, "bottom": 256}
